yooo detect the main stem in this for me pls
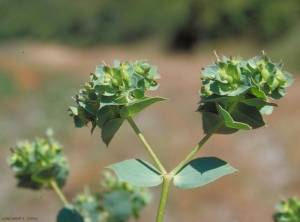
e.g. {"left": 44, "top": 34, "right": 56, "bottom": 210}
{"left": 126, "top": 116, "right": 167, "bottom": 174}
{"left": 49, "top": 178, "right": 69, "bottom": 205}
{"left": 156, "top": 174, "right": 173, "bottom": 222}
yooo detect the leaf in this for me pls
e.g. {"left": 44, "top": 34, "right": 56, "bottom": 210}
{"left": 57, "top": 205, "right": 84, "bottom": 222}
{"left": 216, "top": 104, "right": 252, "bottom": 130}
{"left": 173, "top": 157, "right": 237, "bottom": 189}
{"left": 107, "top": 159, "right": 163, "bottom": 187}
{"left": 120, "top": 97, "right": 167, "bottom": 118}
{"left": 74, "top": 116, "right": 86, "bottom": 128}
{"left": 201, "top": 94, "right": 237, "bottom": 103}
{"left": 241, "top": 98, "right": 277, "bottom": 107}
{"left": 68, "top": 106, "right": 78, "bottom": 115}
{"left": 101, "top": 118, "right": 124, "bottom": 147}
{"left": 103, "top": 191, "right": 132, "bottom": 222}
{"left": 231, "top": 103, "right": 265, "bottom": 129}
{"left": 31, "top": 165, "right": 60, "bottom": 184}
{"left": 78, "top": 101, "right": 97, "bottom": 116}
{"left": 201, "top": 112, "right": 238, "bottom": 134}
{"left": 96, "top": 106, "right": 115, "bottom": 129}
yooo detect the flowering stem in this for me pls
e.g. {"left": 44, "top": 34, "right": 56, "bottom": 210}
{"left": 49, "top": 178, "right": 69, "bottom": 205}
{"left": 126, "top": 116, "right": 167, "bottom": 174}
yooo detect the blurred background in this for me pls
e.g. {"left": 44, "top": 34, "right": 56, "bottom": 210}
{"left": 1, "top": 0, "right": 300, "bottom": 221}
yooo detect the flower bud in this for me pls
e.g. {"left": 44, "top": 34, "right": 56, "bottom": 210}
{"left": 134, "top": 66, "right": 144, "bottom": 75}
{"left": 141, "top": 63, "right": 150, "bottom": 71}
{"left": 111, "top": 78, "right": 119, "bottom": 87}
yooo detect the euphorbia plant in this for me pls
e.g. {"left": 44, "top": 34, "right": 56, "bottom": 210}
{"left": 7, "top": 129, "right": 151, "bottom": 222}
{"left": 68, "top": 52, "right": 293, "bottom": 221}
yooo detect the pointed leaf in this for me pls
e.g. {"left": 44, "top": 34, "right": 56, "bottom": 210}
{"left": 231, "top": 103, "right": 265, "bottom": 129}
{"left": 96, "top": 106, "right": 115, "bottom": 129}
{"left": 173, "top": 157, "right": 237, "bottom": 189}
{"left": 202, "top": 112, "right": 238, "bottom": 134}
{"left": 57, "top": 205, "right": 84, "bottom": 222}
{"left": 216, "top": 104, "right": 252, "bottom": 130}
{"left": 201, "top": 94, "right": 237, "bottom": 103}
{"left": 120, "top": 97, "right": 167, "bottom": 118}
{"left": 107, "top": 159, "right": 163, "bottom": 187}
{"left": 74, "top": 116, "right": 86, "bottom": 128}
{"left": 101, "top": 118, "right": 124, "bottom": 146}
{"left": 241, "top": 98, "right": 277, "bottom": 107}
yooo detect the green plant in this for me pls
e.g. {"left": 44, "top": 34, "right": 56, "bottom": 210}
{"left": 7, "top": 129, "right": 151, "bottom": 222}
{"left": 68, "top": 53, "right": 293, "bottom": 221}
{"left": 274, "top": 196, "right": 300, "bottom": 222}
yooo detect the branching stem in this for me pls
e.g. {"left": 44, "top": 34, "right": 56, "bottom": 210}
{"left": 126, "top": 116, "right": 167, "bottom": 174}
{"left": 170, "top": 100, "right": 238, "bottom": 176}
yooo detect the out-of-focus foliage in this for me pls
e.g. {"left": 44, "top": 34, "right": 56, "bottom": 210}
{"left": 0, "top": 0, "right": 299, "bottom": 49}
{"left": 7, "top": 129, "right": 152, "bottom": 222}
{"left": 273, "top": 196, "right": 300, "bottom": 222}
{"left": 7, "top": 128, "right": 69, "bottom": 190}
{"left": 72, "top": 171, "right": 152, "bottom": 222}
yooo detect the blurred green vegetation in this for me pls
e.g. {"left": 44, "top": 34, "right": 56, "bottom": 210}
{"left": 1, "top": 0, "right": 299, "bottom": 50}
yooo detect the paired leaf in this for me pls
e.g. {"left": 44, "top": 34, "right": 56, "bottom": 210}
{"left": 107, "top": 159, "right": 163, "bottom": 187}
{"left": 120, "top": 97, "right": 167, "bottom": 118}
{"left": 173, "top": 157, "right": 237, "bottom": 189}
{"left": 241, "top": 98, "right": 277, "bottom": 107}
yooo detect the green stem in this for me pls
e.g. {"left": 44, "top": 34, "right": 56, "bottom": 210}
{"left": 126, "top": 116, "right": 167, "bottom": 174}
{"left": 170, "top": 100, "right": 238, "bottom": 176}
{"left": 49, "top": 178, "right": 69, "bottom": 205}
{"left": 156, "top": 174, "right": 173, "bottom": 222}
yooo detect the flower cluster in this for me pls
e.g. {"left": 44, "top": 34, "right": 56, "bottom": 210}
{"left": 68, "top": 60, "right": 164, "bottom": 146}
{"left": 7, "top": 129, "right": 69, "bottom": 190}
{"left": 198, "top": 53, "right": 293, "bottom": 134}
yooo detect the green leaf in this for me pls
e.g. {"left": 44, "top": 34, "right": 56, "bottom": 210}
{"left": 241, "top": 98, "right": 277, "bottom": 107}
{"left": 201, "top": 94, "right": 237, "bottom": 103}
{"left": 103, "top": 191, "right": 132, "bottom": 222}
{"left": 201, "top": 112, "right": 238, "bottom": 134}
{"left": 57, "top": 205, "right": 84, "bottom": 222}
{"left": 78, "top": 101, "right": 97, "bottom": 116}
{"left": 120, "top": 97, "right": 167, "bottom": 118}
{"left": 96, "top": 106, "right": 115, "bottom": 129}
{"left": 173, "top": 157, "right": 237, "bottom": 189}
{"left": 231, "top": 103, "right": 265, "bottom": 129}
{"left": 101, "top": 118, "right": 124, "bottom": 147}
{"left": 31, "top": 165, "right": 59, "bottom": 184}
{"left": 74, "top": 116, "right": 86, "bottom": 128}
{"left": 107, "top": 159, "right": 163, "bottom": 187}
{"left": 216, "top": 104, "right": 252, "bottom": 130}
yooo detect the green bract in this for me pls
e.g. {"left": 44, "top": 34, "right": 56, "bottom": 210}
{"left": 68, "top": 60, "right": 166, "bottom": 146}
{"left": 198, "top": 53, "right": 293, "bottom": 134}
{"left": 7, "top": 129, "right": 69, "bottom": 190}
